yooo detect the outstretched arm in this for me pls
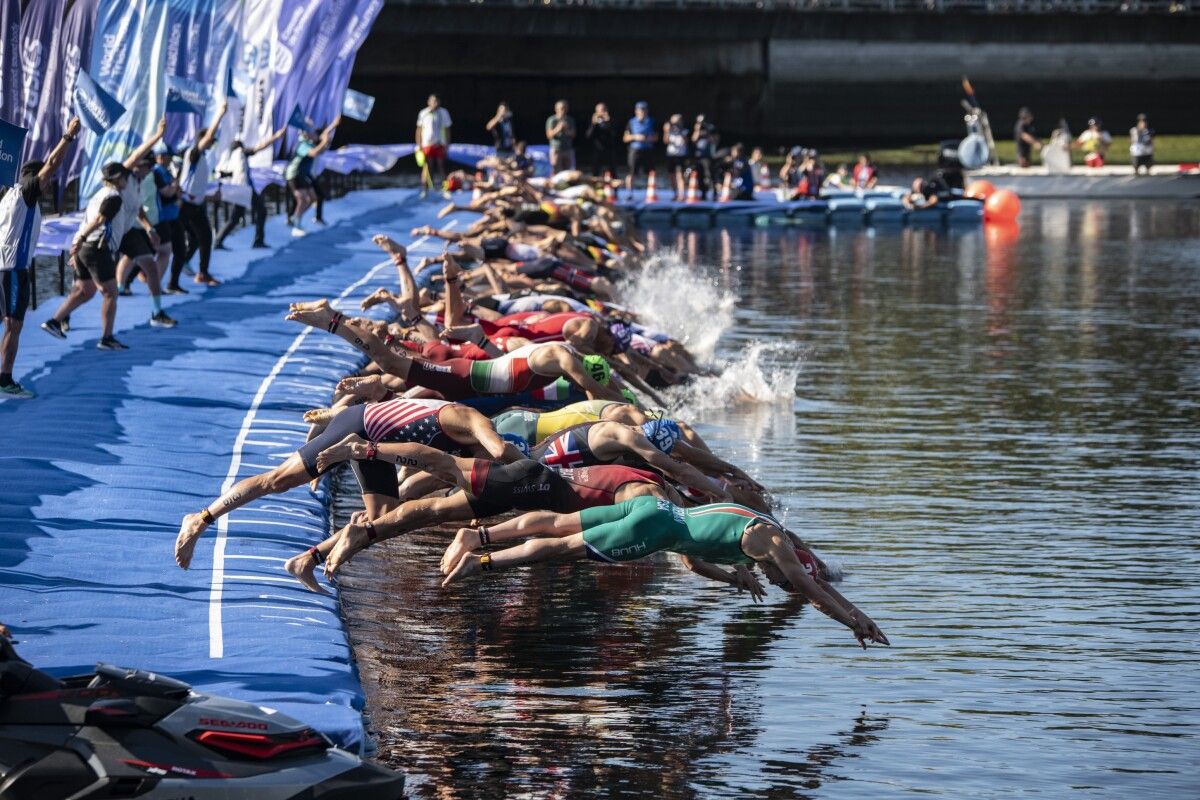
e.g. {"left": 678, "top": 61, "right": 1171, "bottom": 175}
{"left": 310, "top": 115, "right": 341, "bottom": 157}
{"left": 125, "top": 116, "right": 166, "bottom": 170}
{"left": 251, "top": 126, "right": 287, "bottom": 155}
{"left": 198, "top": 101, "right": 229, "bottom": 152}
{"left": 38, "top": 117, "right": 82, "bottom": 189}
{"left": 612, "top": 426, "right": 730, "bottom": 500}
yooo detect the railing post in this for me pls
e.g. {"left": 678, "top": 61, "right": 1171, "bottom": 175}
{"left": 58, "top": 252, "right": 65, "bottom": 295}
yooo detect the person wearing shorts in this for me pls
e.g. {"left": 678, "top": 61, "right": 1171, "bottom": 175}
{"left": 416, "top": 94, "right": 452, "bottom": 198}
{"left": 0, "top": 117, "right": 80, "bottom": 398}
{"left": 42, "top": 162, "right": 129, "bottom": 350}
{"left": 623, "top": 101, "right": 657, "bottom": 197}
{"left": 173, "top": 397, "right": 519, "bottom": 570}
{"left": 439, "top": 496, "right": 890, "bottom": 648}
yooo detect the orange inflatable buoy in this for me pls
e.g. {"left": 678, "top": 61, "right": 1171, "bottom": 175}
{"left": 984, "top": 189, "right": 1021, "bottom": 222}
{"left": 966, "top": 179, "right": 995, "bottom": 200}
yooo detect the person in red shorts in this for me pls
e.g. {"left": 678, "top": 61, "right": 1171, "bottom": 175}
{"left": 416, "top": 94, "right": 452, "bottom": 199}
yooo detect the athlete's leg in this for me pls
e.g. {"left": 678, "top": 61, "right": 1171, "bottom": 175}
{"left": 97, "top": 279, "right": 119, "bottom": 339}
{"left": 440, "top": 510, "right": 584, "bottom": 574}
{"left": 175, "top": 453, "right": 312, "bottom": 569}
{"left": 50, "top": 275, "right": 96, "bottom": 322}
{"left": 441, "top": 533, "right": 589, "bottom": 587}
{"left": 284, "top": 493, "right": 476, "bottom": 591}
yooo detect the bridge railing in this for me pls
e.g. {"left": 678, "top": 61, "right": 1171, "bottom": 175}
{"left": 388, "top": 0, "right": 1194, "bottom": 13}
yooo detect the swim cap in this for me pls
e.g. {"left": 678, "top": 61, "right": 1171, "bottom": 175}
{"left": 620, "top": 388, "right": 640, "bottom": 406}
{"left": 501, "top": 433, "right": 531, "bottom": 459}
{"left": 607, "top": 321, "right": 632, "bottom": 353}
{"left": 641, "top": 419, "right": 682, "bottom": 453}
{"left": 794, "top": 547, "right": 820, "bottom": 581}
{"left": 582, "top": 354, "right": 611, "bottom": 386}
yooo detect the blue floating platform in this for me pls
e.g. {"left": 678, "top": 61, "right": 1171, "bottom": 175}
{"left": 0, "top": 188, "right": 466, "bottom": 754}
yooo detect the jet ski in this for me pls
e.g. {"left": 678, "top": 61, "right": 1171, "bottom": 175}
{"left": 0, "top": 636, "right": 403, "bottom": 799}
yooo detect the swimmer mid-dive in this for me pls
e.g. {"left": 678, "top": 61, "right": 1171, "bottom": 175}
{"left": 283, "top": 435, "right": 679, "bottom": 590}
{"left": 440, "top": 497, "right": 890, "bottom": 649}
{"left": 174, "top": 398, "right": 521, "bottom": 569}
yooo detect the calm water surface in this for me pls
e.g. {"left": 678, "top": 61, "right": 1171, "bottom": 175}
{"left": 337, "top": 200, "right": 1199, "bottom": 798}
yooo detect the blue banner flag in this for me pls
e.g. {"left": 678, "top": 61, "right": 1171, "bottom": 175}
{"left": 287, "top": 104, "right": 311, "bottom": 131}
{"left": 0, "top": 118, "right": 28, "bottom": 185}
{"left": 73, "top": 69, "right": 126, "bottom": 133}
{"left": 0, "top": 0, "right": 21, "bottom": 122}
{"left": 60, "top": 0, "right": 98, "bottom": 192}
{"left": 341, "top": 88, "right": 374, "bottom": 122}
{"left": 166, "top": 74, "right": 210, "bottom": 115}
{"left": 302, "top": 0, "right": 382, "bottom": 127}
{"left": 21, "top": 0, "right": 67, "bottom": 162}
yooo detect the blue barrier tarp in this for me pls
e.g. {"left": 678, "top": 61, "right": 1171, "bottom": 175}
{"left": 1, "top": 188, "right": 465, "bottom": 753}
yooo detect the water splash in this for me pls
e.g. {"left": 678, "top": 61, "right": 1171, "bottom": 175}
{"left": 617, "top": 250, "right": 734, "bottom": 361}
{"left": 664, "top": 341, "right": 799, "bottom": 417}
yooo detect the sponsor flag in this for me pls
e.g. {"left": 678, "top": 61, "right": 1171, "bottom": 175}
{"left": 0, "top": 118, "right": 28, "bottom": 184}
{"left": 341, "top": 88, "right": 374, "bottom": 122}
{"left": 287, "top": 103, "right": 311, "bottom": 131}
{"left": 302, "top": 0, "right": 382, "bottom": 125}
{"left": 0, "top": 0, "right": 21, "bottom": 123}
{"left": 166, "top": 74, "right": 211, "bottom": 115}
{"left": 238, "top": 0, "right": 287, "bottom": 168}
{"left": 60, "top": 0, "right": 99, "bottom": 192}
{"left": 73, "top": 69, "right": 126, "bottom": 134}
{"left": 18, "top": 0, "right": 65, "bottom": 160}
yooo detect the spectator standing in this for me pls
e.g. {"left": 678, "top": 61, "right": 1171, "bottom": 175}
{"left": 1074, "top": 117, "right": 1112, "bottom": 168}
{"left": 0, "top": 117, "right": 80, "bottom": 398}
{"left": 545, "top": 100, "right": 576, "bottom": 173}
{"left": 623, "top": 101, "right": 657, "bottom": 197}
{"left": 852, "top": 152, "right": 878, "bottom": 190}
{"left": 749, "top": 147, "right": 772, "bottom": 191}
{"left": 1129, "top": 113, "right": 1154, "bottom": 175}
{"left": 663, "top": 113, "right": 690, "bottom": 200}
{"left": 214, "top": 126, "right": 285, "bottom": 250}
{"left": 177, "top": 101, "right": 229, "bottom": 287}
{"left": 1013, "top": 107, "right": 1041, "bottom": 168}
{"left": 285, "top": 117, "right": 340, "bottom": 237}
{"left": 153, "top": 147, "right": 188, "bottom": 294}
{"left": 487, "top": 102, "right": 515, "bottom": 160}
{"left": 724, "top": 143, "right": 755, "bottom": 201}
{"left": 691, "top": 114, "right": 718, "bottom": 199}
{"left": 584, "top": 103, "right": 617, "bottom": 177}
{"left": 416, "top": 94, "right": 452, "bottom": 198}
{"left": 41, "top": 163, "right": 130, "bottom": 350}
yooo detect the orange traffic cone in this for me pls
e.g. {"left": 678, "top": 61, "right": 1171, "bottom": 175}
{"left": 644, "top": 170, "right": 658, "bottom": 203}
{"left": 603, "top": 170, "right": 615, "bottom": 203}
{"left": 718, "top": 173, "right": 733, "bottom": 203}
{"left": 684, "top": 170, "right": 700, "bottom": 204}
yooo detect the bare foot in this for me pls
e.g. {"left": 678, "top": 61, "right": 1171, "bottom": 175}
{"left": 324, "top": 520, "right": 371, "bottom": 577}
{"left": 437, "top": 203, "right": 456, "bottom": 219}
{"left": 441, "top": 553, "right": 483, "bottom": 588}
{"left": 442, "top": 254, "right": 462, "bottom": 282}
{"left": 410, "top": 225, "right": 435, "bottom": 237}
{"left": 441, "top": 323, "right": 484, "bottom": 343}
{"left": 285, "top": 299, "right": 336, "bottom": 330}
{"left": 336, "top": 375, "right": 387, "bottom": 402}
{"left": 441, "top": 528, "right": 481, "bottom": 575}
{"left": 175, "top": 512, "right": 210, "bottom": 569}
{"left": 372, "top": 235, "right": 406, "bottom": 261}
{"left": 303, "top": 407, "right": 335, "bottom": 425}
{"left": 284, "top": 549, "right": 329, "bottom": 594}
{"left": 316, "top": 433, "right": 368, "bottom": 472}
{"left": 360, "top": 287, "right": 395, "bottom": 311}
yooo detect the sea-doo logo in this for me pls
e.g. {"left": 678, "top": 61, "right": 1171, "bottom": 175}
{"left": 198, "top": 718, "right": 269, "bottom": 731}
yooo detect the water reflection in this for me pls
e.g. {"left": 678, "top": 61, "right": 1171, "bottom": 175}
{"left": 335, "top": 200, "right": 1198, "bottom": 798}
